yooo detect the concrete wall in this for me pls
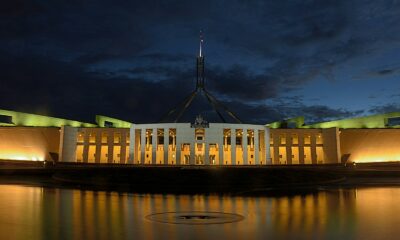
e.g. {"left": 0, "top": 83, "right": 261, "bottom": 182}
{"left": 0, "top": 127, "right": 60, "bottom": 161}
{"left": 340, "top": 129, "right": 400, "bottom": 163}
{"left": 59, "top": 126, "right": 78, "bottom": 162}
{"left": 322, "top": 128, "right": 341, "bottom": 164}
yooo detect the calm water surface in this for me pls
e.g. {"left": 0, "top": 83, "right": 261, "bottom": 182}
{"left": 0, "top": 185, "right": 399, "bottom": 240}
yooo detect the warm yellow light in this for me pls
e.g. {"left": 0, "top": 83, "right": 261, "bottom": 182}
{"left": 353, "top": 155, "right": 400, "bottom": 163}
{"left": 0, "top": 153, "right": 44, "bottom": 161}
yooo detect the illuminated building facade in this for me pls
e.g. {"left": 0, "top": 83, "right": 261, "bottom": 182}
{"left": 60, "top": 123, "right": 271, "bottom": 165}
{"left": 1, "top": 108, "right": 400, "bottom": 164}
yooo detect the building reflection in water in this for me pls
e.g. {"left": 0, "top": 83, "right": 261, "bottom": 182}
{"left": 3, "top": 185, "right": 400, "bottom": 240}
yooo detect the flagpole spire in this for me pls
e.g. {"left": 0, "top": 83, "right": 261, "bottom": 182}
{"left": 199, "top": 30, "right": 203, "bottom": 57}
{"left": 159, "top": 30, "right": 242, "bottom": 123}
{"left": 196, "top": 30, "right": 205, "bottom": 90}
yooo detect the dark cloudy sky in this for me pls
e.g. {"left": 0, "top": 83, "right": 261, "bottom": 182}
{"left": 1, "top": 0, "right": 400, "bottom": 124}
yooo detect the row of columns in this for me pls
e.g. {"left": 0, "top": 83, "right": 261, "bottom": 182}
{"left": 129, "top": 125, "right": 270, "bottom": 165}
{"left": 79, "top": 131, "right": 129, "bottom": 163}
{"left": 271, "top": 133, "right": 320, "bottom": 164}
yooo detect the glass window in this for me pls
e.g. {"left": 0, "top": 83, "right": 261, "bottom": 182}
{"left": 292, "top": 134, "right": 298, "bottom": 144}
{"left": 316, "top": 133, "right": 323, "bottom": 144}
{"left": 195, "top": 128, "right": 205, "bottom": 141}
{"left": 101, "top": 132, "right": 108, "bottom": 144}
{"left": 236, "top": 129, "right": 243, "bottom": 145}
{"left": 316, "top": 146, "right": 324, "bottom": 163}
{"left": 114, "top": 132, "right": 121, "bottom": 143}
{"left": 304, "top": 134, "right": 311, "bottom": 144}
{"left": 77, "top": 132, "right": 84, "bottom": 143}
{"left": 76, "top": 145, "right": 84, "bottom": 162}
{"left": 280, "top": 134, "right": 286, "bottom": 144}
{"left": 145, "top": 129, "right": 152, "bottom": 145}
{"left": 89, "top": 133, "right": 96, "bottom": 143}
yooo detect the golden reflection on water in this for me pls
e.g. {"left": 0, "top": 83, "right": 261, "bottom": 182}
{"left": 1, "top": 185, "right": 400, "bottom": 239}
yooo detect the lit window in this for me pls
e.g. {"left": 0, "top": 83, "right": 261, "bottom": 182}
{"left": 280, "top": 134, "right": 286, "bottom": 144}
{"left": 114, "top": 132, "right": 121, "bottom": 143}
{"left": 77, "top": 132, "right": 84, "bottom": 143}
{"left": 89, "top": 133, "right": 96, "bottom": 143}
{"left": 316, "top": 133, "right": 323, "bottom": 144}
{"left": 101, "top": 132, "right": 108, "bottom": 143}
{"left": 292, "top": 134, "right": 298, "bottom": 144}
{"left": 304, "top": 134, "right": 311, "bottom": 144}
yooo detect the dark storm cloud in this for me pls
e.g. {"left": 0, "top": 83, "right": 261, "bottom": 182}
{"left": 370, "top": 67, "right": 400, "bottom": 77}
{"left": 369, "top": 103, "right": 400, "bottom": 114}
{"left": 0, "top": 52, "right": 195, "bottom": 123}
{"left": 1, "top": 0, "right": 152, "bottom": 60}
{"left": 354, "top": 65, "right": 400, "bottom": 80}
{"left": 377, "top": 69, "right": 395, "bottom": 75}
{"left": 206, "top": 65, "right": 279, "bottom": 100}
{"left": 0, "top": 50, "right": 356, "bottom": 124}
{"left": 203, "top": 0, "right": 358, "bottom": 84}
{"left": 266, "top": 96, "right": 364, "bottom": 124}
{"left": 136, "top": 53, "right": 191, "bottom": 63}
{"left": 301, "top": 106, "right": 364, "bottom": 124}
{"left": 211, "top": 97, "right": 364, "bottom": 124}
{"left": 1, "top": 0, "right": 400, "bottom": 123}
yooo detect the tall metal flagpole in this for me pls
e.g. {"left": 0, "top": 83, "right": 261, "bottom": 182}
{"left": 159, "top": 31, "right": 242, "bottom": 123}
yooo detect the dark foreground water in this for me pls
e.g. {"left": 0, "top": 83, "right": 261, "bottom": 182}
{"left": 0, "top": 185, "right": 399, "bottom": 240}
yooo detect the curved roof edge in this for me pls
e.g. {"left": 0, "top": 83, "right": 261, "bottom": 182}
{"left": 266, "top": 112, "right": 400, "bottom": 129}
{"left": 95, "top": 115, "right": 132, "bottom": 128}
{"left": 0, "top": 109, "right": 96, "bottom": 127}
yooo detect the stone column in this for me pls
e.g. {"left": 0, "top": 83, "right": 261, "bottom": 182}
{"left": 129, "top": 125, "right": 135, "bottom": 164}
{"left": 204, "top": 143, "right": 209, "bottom": 165}
{"left": 120, "top": 131, "right": 127, "bottom": 164}
{"left": 243, "top": 128, "right": 248, "bottom": 164}
{"left": 107, "top": 131, "right": 113, "bottom": 163}
{"left": 231, "top": 129, "right": 236, "bottom": 165}
{"left": 273, "top": 133, "right": 280, "bottom": 165}
{"left": 286, "top": 133, "right": 292, "bottom": 165}
{"left": 254, "top": 129, "right": 260, "bottom": 165}
{"left": 163, "top": 128, "right": 169, "bottom": 165}
{"left": 265, "top": 128, "right": 271, "bottom": 165}
{"left": 311, "top": 133, "right": 317, "bottom": 164}
{"left": 95, "top": 130, "right": 101, "bottom": 163}
{"left": 58, "top": 126, "right": 78, "bottom": 162}
{"left": 175, "top": 128, "right": 181, "bottom": 165}
{"left": 140, "top": 129, "right": 146, "bottom": 164}
{"left": 218, "top": 129, "right": 224, "bottom": 165}
{"left": 190, "top": 142, "right": 195, "bottom": 165}
{"left": 82, "top": 130, "right": 89, "bottom": 163}
{"left": 152, "top": 128, "right": 157, "bottom": 164}
{"left": 299, "top": 133, "right": 305, "bottom": 164}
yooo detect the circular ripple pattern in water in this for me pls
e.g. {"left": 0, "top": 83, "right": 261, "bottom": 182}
{"left": 146, "top": 211, "right": 244, "bottom": 225}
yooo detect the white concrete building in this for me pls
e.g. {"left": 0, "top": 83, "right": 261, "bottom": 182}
{"left": 129, "top": 122, "right": 270, "bottom": 165}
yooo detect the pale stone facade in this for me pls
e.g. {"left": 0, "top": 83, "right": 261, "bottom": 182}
{"left": 128, "top": 123, "right": 269, "bottom": 165}
{"left": 58, "top": 123, "right": 341, "bottom": 165}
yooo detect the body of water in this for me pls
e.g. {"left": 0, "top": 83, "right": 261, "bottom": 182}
{"left": 0, "top": 185, "right": 399, "bottom": 239}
